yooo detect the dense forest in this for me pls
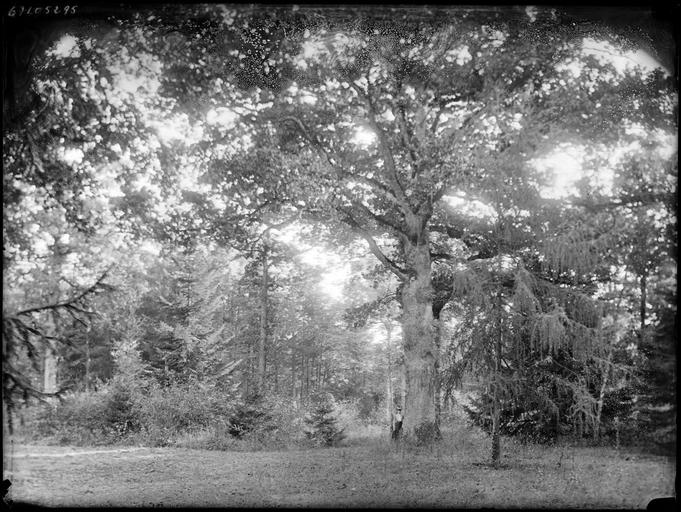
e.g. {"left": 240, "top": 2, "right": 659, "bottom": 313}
{"left": 2, "top": 5, "right": 676, "bottom": 466}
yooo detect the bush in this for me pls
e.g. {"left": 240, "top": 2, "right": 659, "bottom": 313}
{"left": 25, "top": 377, "right": 238, "bottom": 447}
{"left": 173, "top": 395, "right": 307, "bottom": 451}
{"left": 31, "top": 378, "right": 141, "bottom": 445}
{"left": 133, "top": 380, "right": 233, "bottom": 446}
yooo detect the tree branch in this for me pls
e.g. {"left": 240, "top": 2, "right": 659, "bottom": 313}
{"left": 350, "top": 200, "right": 407, "bottom": 235}
{"left": 394, "top": 102, "right": 421, "bottom": 178}
{"left": 347, "top": 81, "right": 414, "bottom": 216}
{"left": 12, "top": 266, "right": 115, "bottom": 318}
{"left": 281, "top": 115, "right": 404, "bottom": 208}
{"left": 341, "top": 208, "right": 409, "bottom": 281}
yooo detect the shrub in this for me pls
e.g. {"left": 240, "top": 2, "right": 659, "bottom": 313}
{"left": 30, "top": 378, "right": 141, "bottom": 445}
{"left": 133, "top": 380, "right": 233, "bottom": 446}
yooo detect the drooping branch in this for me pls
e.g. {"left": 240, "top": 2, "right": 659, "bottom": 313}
{"left": 11, "top": 266, "right": 115, "bottom": 318}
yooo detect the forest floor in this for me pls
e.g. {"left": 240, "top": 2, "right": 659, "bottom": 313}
{"left": 4, "top": 425, "right": 676, "bottom": 509}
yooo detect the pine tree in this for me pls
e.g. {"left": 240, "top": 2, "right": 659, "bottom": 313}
{"left": 303, "top": 393, "right": 346, "bottom": 447}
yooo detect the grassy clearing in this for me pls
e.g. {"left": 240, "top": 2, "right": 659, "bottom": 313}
{"left": 4, "top": 420, "right": 675, "bottom": 509}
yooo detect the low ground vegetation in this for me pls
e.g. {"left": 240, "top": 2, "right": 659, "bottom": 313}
{"left": 5, "top": 419, "right": 675, "bottom": 508}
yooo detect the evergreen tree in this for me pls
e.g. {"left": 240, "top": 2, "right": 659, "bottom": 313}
{"left": 304, "top": 392, "right": 346, "bottom": 447}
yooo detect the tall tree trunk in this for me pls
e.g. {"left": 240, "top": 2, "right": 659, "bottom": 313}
{"left": 43, "top": 339, "right": 58, "bottom": 394}
{"left": 400, "top": 361, "right": 407, "bottom": 411}
{"left": 305, "top": 356, "right": 310, "bottom": 399}
{"left": 84, "top": 335, "right": 91, "bottom": 392}
{"left": 639, "top": 272, "right": 647, "bottom": 334}
{"left": 290, "top": 351, "right": 296, "bottom": 399}
{"left": 434, "top": 318, "right": 442, "bottom": 428}
{"left": 385, "top": 321, "right": 394, "bottom": 427}
{"left": 491, "top": 296, "right": 503, "bottom": 467}
{"left": 246, "top": 340, "right": 254, "bottom": 396}
{"left": 400, "top": 235, "right": 440, "bottom": 444}
{"left": 594, "top": 347, "right": 613, "bottom": 441}
{"left": 315, "top": 357, "right": 321, "bottom": 391}
{"left": 43, "top": 302, "right": 59, "bottom": 395}
{"left": 491, "top": 336, "right": 502, "bottom": 467}
{"left": 273, "top": 349, "right": 279, "bottom": 394}
{"left": 257, "top": 244, "right": 268, "bottom": 393}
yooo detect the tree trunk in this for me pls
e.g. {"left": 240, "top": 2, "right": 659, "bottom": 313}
{"left": 257, "top": 244, "right": 268, "bottom": 392}
{"left": 639, "top": 272, "right": 647, "bottom": 334}
{"left": 43, "top": 339, "right": 58, "bottom": 394}
{"left": 316, "top": 357, "right": 321, "bottom": 390}
{"left": 491, "top": 295, "right": 503, "bottom": 467}
{"left": 385, "top": 321, "right": 394, "bottom": 428}
{"left": 400, "top": 361, "right": 407, "bottom": 411}
{"left": 43, "top": 309, "right": 59, "bottom": 395}
{"left": 84, "top": 335, "right": 91, "bottom": 392}
{"left": 305, "top": 356, "right": 310, "bottom": 399}
{"left": 273, "top": 349, "right": 279, "bottom": 394}
{"left": 594, "top": 347, "right": 613, "bottom": 441}
{"left": 434, "top": 318, "right": 442, "bottom": 428}
{"left": 400, "top": 236, "right": 440, "bottom": 444}
{"left": 290, "top": 351, "right": 296, "bottom": 398}
{"left": 246, "top": 340, "right": 254, "bottom": 396}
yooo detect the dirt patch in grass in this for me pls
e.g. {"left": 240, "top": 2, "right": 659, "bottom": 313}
{"left": 4, "top": 433, "right": 675, "bottom": 509}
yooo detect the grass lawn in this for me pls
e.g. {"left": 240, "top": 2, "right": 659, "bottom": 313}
{"left": 4, "top": 422, "right": 675, "bottom": 508}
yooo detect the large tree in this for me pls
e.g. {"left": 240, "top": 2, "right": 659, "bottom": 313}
{"left": 4, "top": 5, "right": 675, "bottom": 445}
{"left": 184, "top": 7, "right": 675, "bottom": 443}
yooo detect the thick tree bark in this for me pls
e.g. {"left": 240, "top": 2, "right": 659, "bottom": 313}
{"left": 400, "top": 234, "right": 440, "bottom": 444}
